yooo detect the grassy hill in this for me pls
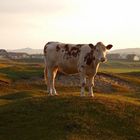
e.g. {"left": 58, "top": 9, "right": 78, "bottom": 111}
{"left": 0, "top": 59, "right": 140, "bottom": 140}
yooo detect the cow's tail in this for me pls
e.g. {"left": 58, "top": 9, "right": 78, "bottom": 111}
{"left": 44, "top": 65, "right": 48, "bottom": 85}
{"left": 44, "top": 44, "right": 48, "bottom": 85}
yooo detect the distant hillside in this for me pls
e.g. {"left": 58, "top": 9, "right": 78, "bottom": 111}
{"left": 7, "top": 47, "right": 140, "bottom": 55}
{"left": 7, "top": 48, "right": 43, "bottom": 54}
{"left": 110, "top": 48, "right": 140, "bottom": 55}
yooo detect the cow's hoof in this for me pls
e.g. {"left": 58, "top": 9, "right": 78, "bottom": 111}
{"left": 80, "top": 94, "right": 85, "bottom": 97}
{"left": 54, "top": 93, "right": 59, "bottom": 96}
{"left": 88, "top": 94, "right": 95, "bottom": 98}
{"left": 48, "top": 93, "right": 53, "bottom": 96}
{"left": 90, "top": 94, "right": 95, "bottom": 98}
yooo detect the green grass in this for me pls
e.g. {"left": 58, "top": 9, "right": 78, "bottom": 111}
{"left": 0, "top": 59, "right": 140, "bottom": 140}
{"left": 0, "top": 65, "right": 43, "bottom": 81}
{"left": 0, "top": 91, "right": 33, "bottom": 100}
{"left": 100, "top": 60, "right": 140, "bottom": 73}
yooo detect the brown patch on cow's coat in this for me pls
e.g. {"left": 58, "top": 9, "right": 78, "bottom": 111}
{"left": 84, "top": 50, "right": 95, "bottom": 65}
{"left": 89, "top": 44, "right": 95, "bottom": 50}
{"left": 44, "top": 42, "right": 54, "bottom": 54}
{"left": 44, "top": 44, "right": 47, "bottom": 54}
{"left": 56, "top": 45, "right": 60, "bottom": 52}
{"left": 63, "top": 44, "right": 81, "bottom": 59}
{"left": 63, "top": 44, "right": 70, "bottom": 59}
{"left": 82, "top": 82, "right": 86, "bottom": 87}
{"left": 64, "top": 44, "right": 69, "bottom": 51}
{"left": 76, "top": 44, "right": 83, "bottom": 47}
{"left": 47, "top": 42, "right": 52, "bottom": 45}
{"left": 70, "top": 47, "right": 81, "bottom": 57}
{"left": 81, "top": 65, "right": 85, "bottom": 68}
{"left": 64, "top": 44, "right": 71, "bottom": 56}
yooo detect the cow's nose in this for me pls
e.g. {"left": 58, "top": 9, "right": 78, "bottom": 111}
{"left": 101, "top": 58, "right": 106, "bottom": 62}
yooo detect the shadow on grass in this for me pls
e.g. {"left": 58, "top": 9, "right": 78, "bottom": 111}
{"left": 124, "top": 92, "right": 140, "bottom": 99}
{"left": 0, "top": 94, "right": 140, "bottom": 140}
{"left": 0, "top": 91, "right": 32, "bottom": 100}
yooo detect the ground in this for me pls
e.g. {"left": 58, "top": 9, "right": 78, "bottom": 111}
{"left": 0, "top": 59, "right": 140, "bottom": 140}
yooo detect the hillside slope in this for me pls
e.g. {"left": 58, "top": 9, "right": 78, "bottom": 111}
{"left": 110, "top": 48, "right": 140, "bottom": 55}
{"left": 7, "top": 48, "right": 43, "bottom": 54}
{"left": 0, "top": 91, "right": 140, "bottom": 140}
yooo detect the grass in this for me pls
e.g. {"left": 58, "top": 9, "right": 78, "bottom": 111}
{"left": 0, "top": 59, "right": 140, "bottom": 140}
{"left": 100, "top": 60, "right": 140, "bottom": 73}
{"left": 0, "top": 64, "right": 43, "bottom": 81}
{"left": 0, "top": 91, "right": 140, "bottom": 140}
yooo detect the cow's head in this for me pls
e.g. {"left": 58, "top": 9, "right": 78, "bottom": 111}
{"left": 93, "top": 42, "right": 113, "bottom": 62}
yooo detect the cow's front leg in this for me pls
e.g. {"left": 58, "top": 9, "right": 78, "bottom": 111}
{"left": 88, "top": 76, "right": 95, "bottom": 97}
{"left": 44, "top": 66, "right": 50, "bottom": 94}
{"left": 47, "top": 68, "right": 58, "bottom": 96}
{"left": 80, "top": 73, "right": 86, "bottom": 96}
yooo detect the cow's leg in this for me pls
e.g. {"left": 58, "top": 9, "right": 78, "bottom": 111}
{"left": 52, "top": 68, "right": 58, "bottom": 96}
{"left": 44, "top": 66, "right": 50, "bottom": 93}
{"left": 88, "top": 76, "right": 95, "bottom": 97}
{"left": 47, "top": 68, "right": 58, "bottom": 96}
{"left": 47, "top": 70, "right": 53, "bottom": 96}
{"left": 80, "top": 73, "right": 86, "bottom": 96}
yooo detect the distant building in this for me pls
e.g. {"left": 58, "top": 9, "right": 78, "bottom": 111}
{"left": 0, "top": 49, "right": 9, "bottom": 58}
{"left": 8, "top": 52, "right": 30, "bottom": 59}
{"left": 126, "top": 54, "right": 140, "bottom": 61}
{"left": 133, "top": 56, "right": 140, "bottom": 61}
{"left": 107, "top": 53, "right": 121, "bottom": 60}
{"left": 30, "top": 54, "right": 44, "bottom": 59}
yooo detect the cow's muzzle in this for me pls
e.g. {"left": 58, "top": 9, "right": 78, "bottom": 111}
{"left": 101, "top": 58, "right": 107, "bottom": 63}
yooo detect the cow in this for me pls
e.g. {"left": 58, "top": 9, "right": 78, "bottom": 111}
{"left": 44, "top": 41, "right": 113, "bottom": 97}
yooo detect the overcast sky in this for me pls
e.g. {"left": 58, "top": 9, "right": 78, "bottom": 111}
{"left": 0, "top": 0, "right": 140, "bottom": 50}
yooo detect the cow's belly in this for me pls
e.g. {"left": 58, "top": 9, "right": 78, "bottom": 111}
{"left": 58, "top": 59, "right": 78, "bottom": 74}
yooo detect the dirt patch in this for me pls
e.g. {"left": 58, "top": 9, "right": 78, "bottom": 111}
{"left": 54, "top": 73, "right": 134, "bottom": 93}
{"left": 95, "top": 73, "right": 133, "bottom": 93}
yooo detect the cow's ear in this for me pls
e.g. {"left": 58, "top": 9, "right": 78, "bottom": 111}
{"left": 106, "top": 44, "right": 113, "bottom": 50}
{"left": 89, "top": 43, "right": 95, "bottom": 49}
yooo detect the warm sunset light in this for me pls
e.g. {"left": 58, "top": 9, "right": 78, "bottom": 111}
{"left": 0, "top": 0, "right": 140, "bottom": 50}
{"left": 0, "top": 1, "right": 140, "bottom": 139}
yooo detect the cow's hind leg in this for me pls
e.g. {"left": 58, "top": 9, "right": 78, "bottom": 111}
{"left": 47, "top": 68, "right": 58, "bottom": 96}
{"left": 44, "top": 66, "right": 50, "bottom": 94}
{"left": 52, "top": 68, "right": 58, "bottom": 95}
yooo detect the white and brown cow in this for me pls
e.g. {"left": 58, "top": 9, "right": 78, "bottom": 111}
{"left": 44, "top": 41, "right": 113, "bottom": 97}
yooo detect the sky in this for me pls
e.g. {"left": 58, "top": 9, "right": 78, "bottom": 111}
{"left": 0, "top": 0, "right": 140, "bottom": 50}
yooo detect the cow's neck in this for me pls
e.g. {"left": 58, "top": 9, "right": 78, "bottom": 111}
{"left": 90, "top": 59, "right": 100, "bottom": 75}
